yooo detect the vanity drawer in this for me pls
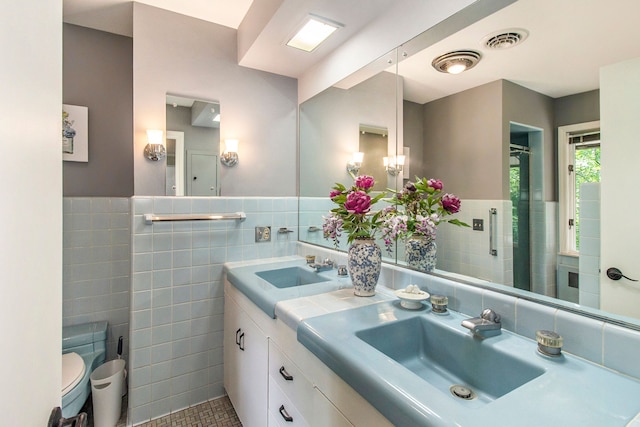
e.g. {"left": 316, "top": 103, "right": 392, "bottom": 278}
{"left": 269, "top": 341, "right": 314, "bottom": 413}
{"left": 269, "top": 379, "right": 309, "bottom": 427}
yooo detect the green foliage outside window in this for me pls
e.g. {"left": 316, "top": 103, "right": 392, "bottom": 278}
{"left": 574, "top": 145, "right": 600, "bottom": 250}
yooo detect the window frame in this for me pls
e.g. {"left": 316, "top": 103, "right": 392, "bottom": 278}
{"left": 557, "top": 120, "right": 600, "bottom": 256}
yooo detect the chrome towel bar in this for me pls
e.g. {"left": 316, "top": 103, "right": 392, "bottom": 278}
{"left": 489, "top": 208, "right": 498, "bottom": 256}
{"left": 144, "top": 212, "right": 246, "bottom": 225}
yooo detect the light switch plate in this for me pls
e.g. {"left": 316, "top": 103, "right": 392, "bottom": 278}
{"left": 472, "top": 219, "right": 484, "bottom": 231}
{"left": 255, "top": 226, "right": 271, "bottom": 242}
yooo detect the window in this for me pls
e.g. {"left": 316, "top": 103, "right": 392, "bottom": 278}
{"left": 558, "top": 121, "right": 601, "bottom": 255}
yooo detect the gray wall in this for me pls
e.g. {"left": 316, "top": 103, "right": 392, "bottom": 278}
{"left": 403, "top": 100, "right": 426, "bottom": 179}
{"left": 422, "top": 80, "right": 503, "bottom": 200}
{"left": 63, "top": 24, "right": 133, "bottom": 197}
{"left": 133, "top": 4, "right": 297, "bottom": 196}
{"left": 421, "top": 80, "right": 557, "bottom": 201}
{"left": 502, "top": 80, "right": 555, "bottom": 201}
{"left": 555, "top": 89, "right": 600, "bottom": 127}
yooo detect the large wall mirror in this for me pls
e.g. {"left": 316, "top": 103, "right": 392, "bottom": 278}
{"left": 165, "top": 94, "right": 220, "bottom": 196}
{"left": 299, "top": 0, "right": 640, "bottom": 326}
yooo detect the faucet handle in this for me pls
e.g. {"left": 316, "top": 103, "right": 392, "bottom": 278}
{"left": 481, "top": 308, "right": 501, "bottom": 324}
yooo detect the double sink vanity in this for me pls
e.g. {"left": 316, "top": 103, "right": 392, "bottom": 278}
{"left": 223, "top": 254, "right": 640, "bottom": 426}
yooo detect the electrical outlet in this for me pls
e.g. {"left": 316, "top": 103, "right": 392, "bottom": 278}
{"left": 472, "top": 219, "right": 484, "bottom": 231}
{"left": 255, "top": 226, "right": 271, "bottom": 242}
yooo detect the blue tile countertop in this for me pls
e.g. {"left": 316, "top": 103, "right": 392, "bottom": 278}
{"left": 298, "top": 300, "right": 640, "bottom": 427}
{"left": 224, "top": 256, "right": 353, "bottom": 317}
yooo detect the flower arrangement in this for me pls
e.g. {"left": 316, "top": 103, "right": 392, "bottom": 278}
{"left": 322, "top": 175, "right": 387, "bottom": 247}
{"left": 380, "top": 177, "right": 468, "bottom": 254}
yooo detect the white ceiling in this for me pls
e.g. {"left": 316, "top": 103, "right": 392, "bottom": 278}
{"left": 63, "top": 0, "right": 640, "bottom": 103}
{"left": 397, "top": 0, "right": 640, "bottom": 103}
{"left": 62, "top": 0, "right": 397, "bottom": 80}
{"left": 63, "top": 0, "right": 253, "bottom": 35}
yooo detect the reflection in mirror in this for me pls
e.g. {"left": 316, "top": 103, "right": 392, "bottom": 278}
{"left": 358, "top": 125, "right": 388, "bottom": 191}
{"left": 299, "top": 52, "right": 400, "bottom": 262}
{"left": 298, "top": 0, "right": 640, "bottom": 325}
{"left": 165, "top": 94, "right": 220, "bottom": 196}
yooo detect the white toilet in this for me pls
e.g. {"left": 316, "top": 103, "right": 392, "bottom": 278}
{"left": 61, "top": 321, "right": 108, "bottom": 418}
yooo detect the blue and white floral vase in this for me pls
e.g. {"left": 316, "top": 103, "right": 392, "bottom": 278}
{"left": 348, "top": 238, "right": 382, "bottom": 296}
{"left": 405, "top": 236, "right": 437, "bottom": 272}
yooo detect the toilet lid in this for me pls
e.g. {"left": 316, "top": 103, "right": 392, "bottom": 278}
{"left": 61, "top": 352, "right": 86, "bottom": 396}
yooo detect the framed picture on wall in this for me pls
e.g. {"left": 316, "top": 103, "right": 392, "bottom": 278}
{"left": 62, "top": 104, "right": 88, "bottom": 162}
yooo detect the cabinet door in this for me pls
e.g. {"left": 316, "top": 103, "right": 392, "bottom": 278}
{"left": 224, "top": 295, "right": 268, "bottom": 427}
{"left": 311, "top": 387, "right": 354, "bottom": 427}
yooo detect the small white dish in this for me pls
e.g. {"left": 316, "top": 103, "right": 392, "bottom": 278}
{"left": 395, "top": 289, "right": 430, "bottom": 309}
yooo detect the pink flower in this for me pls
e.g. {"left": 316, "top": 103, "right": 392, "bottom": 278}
{"left": 329, "top": 190, "right": 342, "bottom": 198}
{"left": 344, "top": 191, "right": 371, "bottom": 214}
{"left": 441, "top": 193, "right": 461, "bottom": 213}
{"left": 355, "top": 175, "right": 375, "bottom": 190}
{"left": 427, "top": 179, "right": 443, "bottom": 190}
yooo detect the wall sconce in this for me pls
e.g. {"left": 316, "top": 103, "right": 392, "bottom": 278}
{"left": 384, "top": 155, "right": 405, "bottom": 176}
{"left": 346, "top": 151, "right": 364, "bottom": 176}
{"left": 221, "top": 139, "right": 239, "bottom": 167}
{"left": 144, "top": 129, "right": 165, "bottom": 161}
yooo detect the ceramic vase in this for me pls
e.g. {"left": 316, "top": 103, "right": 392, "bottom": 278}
{"left": 347, "top": 238, "right": 382, "bottom": 296}
{"left": 405, "top": 236, "right": 437, "bottom": 272}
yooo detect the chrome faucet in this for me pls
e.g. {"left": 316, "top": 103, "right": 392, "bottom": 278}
{"left": 461, "top": 309, "right": 502, "bottom": 338}
{"left": 309, "top": 259, "right": 335, "bottom": 272}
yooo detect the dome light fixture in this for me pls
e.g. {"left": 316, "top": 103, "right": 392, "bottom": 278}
{"left": 431, "top": 50, "right": 481, "bottom": 74}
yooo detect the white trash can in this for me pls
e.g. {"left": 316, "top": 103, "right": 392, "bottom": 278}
{"left": 90, "top": 359, "right": 126, "bottom": 427}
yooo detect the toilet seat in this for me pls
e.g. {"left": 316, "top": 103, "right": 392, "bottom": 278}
{"left": 62, "top": 352, "right": 86, "bottom": 396}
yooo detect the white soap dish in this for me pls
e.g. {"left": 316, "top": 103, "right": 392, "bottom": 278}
{"left": 395, "top": 288, "right": 430, "bottom": 309}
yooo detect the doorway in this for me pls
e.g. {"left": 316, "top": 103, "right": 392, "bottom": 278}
{"left": 509, "top": 123, "right": 543, "bottom": 292}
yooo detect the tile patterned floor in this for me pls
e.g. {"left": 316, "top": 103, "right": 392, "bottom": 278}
{"left": 134, "top": 397, "right": 242, "bottom": 427}
{"left": 84, "top": 395, "right": 241, "bottom": 427}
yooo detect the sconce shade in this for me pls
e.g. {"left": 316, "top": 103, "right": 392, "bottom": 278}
{"left": 385, "top": 154, "right": 405, "bottom": 176}
{"left": 221, "top": 139, "right": 239, "bottom": 167}
{"left": 144, "top": 129, "right": 165, "bottom": 161}
{"left": 346, "top": 151, "right": 364, "bottom": 176}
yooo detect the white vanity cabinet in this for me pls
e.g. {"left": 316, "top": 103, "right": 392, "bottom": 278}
{"left": 268, "top": 340, "right": 353, "bottom": 427}
{"left": 224, "top": 279, "right": 390, "bottom": 427}
{"left": 223, "top": 293, "right": 269, "bottom": 427}
{"left": 268, "top": 341, "right": 312, "bottom": 426}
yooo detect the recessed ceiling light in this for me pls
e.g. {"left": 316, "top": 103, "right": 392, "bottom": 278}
{"left": 287, "top": 16, "right": 342, "bottom": 52}
{"left": 432, "top": 50, "right": 481, "bottom": 74}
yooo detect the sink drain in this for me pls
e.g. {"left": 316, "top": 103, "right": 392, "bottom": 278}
{"left": 450, "top": 384, "right": 477, "bottom": 400}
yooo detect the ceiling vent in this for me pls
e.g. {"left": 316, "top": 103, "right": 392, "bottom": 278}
{"left": 483, "top": 29, "right": 529, "bottom": 50}
{"left": 431, "top": 50, "right": 482, "bottom": 74}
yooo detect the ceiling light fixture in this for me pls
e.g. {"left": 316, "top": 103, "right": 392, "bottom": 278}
{"left": 287, "top": 15, "right": 342, "bottom": 52}
{"left": 432, "top": 50, "right": 481, "bottom": 74}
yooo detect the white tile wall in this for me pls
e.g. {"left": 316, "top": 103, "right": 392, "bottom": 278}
{"left": 300, "top": 197, "right": 515, "bottom": 283}
{"left": 579, "top": 183, "right": 601, "bottom": 308}
{"left": 437, "top": 199, "right": 513, "bottom": 285}
{"left": 63, "top": 197, "right": 131, "bottom": 361}
{"left": 128, "top": 196, "right": 297, "bottom": 425}
{"left": 530, "top": 201, "right": 558, "bottom": 297}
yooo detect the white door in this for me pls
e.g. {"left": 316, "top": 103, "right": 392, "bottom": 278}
{"left": 186, "top": 150, "right": 218, "bottom": 196}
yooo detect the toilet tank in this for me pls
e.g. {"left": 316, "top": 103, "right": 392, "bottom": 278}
{"left": 62, "top": 321, "right": 108, "bottom": 368}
